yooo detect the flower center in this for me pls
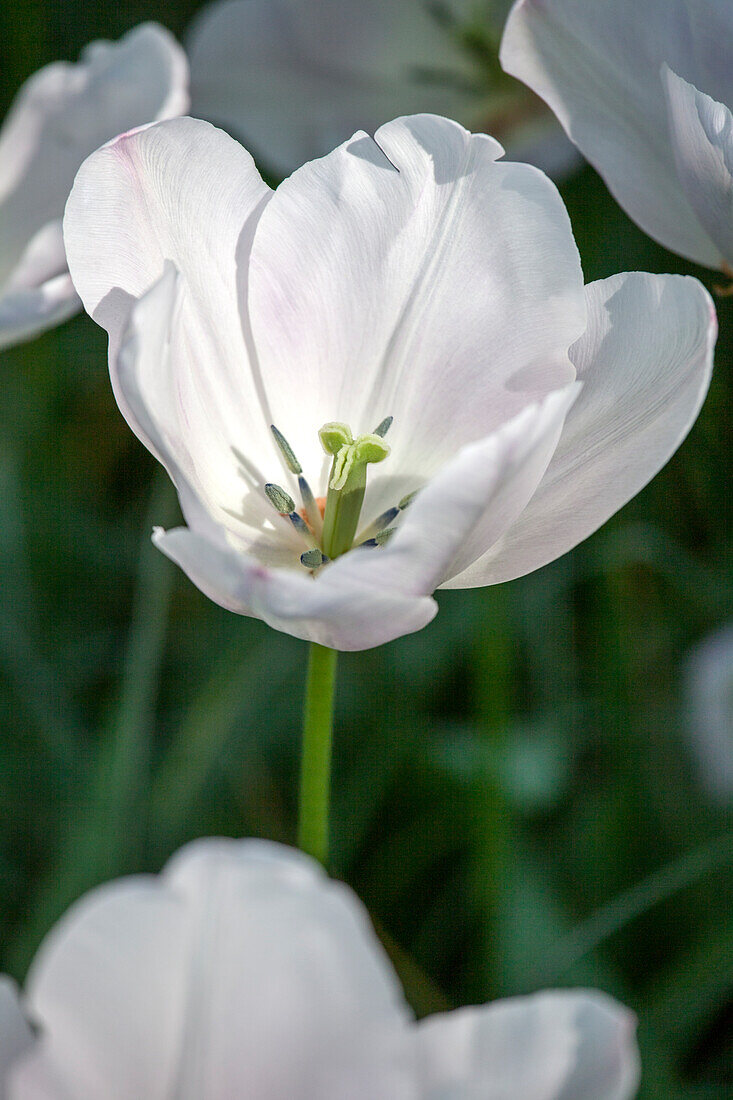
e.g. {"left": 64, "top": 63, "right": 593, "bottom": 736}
{"left": 264, "top": 418, "right": 413, "bottom": 572}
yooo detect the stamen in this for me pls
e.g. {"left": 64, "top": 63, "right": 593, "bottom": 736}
{"left": 265, "top": 482, "right": 314, "bottom": 545}
{"left": 356, "top": 505, "right": 399, "bottom": 544}
{"left": 361, "top": 527, "right": 396, "bottom": 548}
{"left": 300, "top": 548, "right": 328, "bottom": 569}
{"left": 373, "top": 416, "right": 393, "bottom": 438}
{"left": 288, "top": 511, "right": 312, "bottom": 538}
{"left": 265, "top": 483, "right": 295, "bottom": 514}
{"left": 270, "top": 424, "right": 302, "bottom": 474}
{"left": 298, "top": 475, "right": 323, "bottom": 537}
{"left": 356, "top": 489, "right": 418, "bottom": 546}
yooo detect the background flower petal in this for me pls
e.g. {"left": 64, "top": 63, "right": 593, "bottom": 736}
{"left": 501, "top": 0, "right": 733, "bottom": 267}
{"left": 663, "top": 67, "right": 733, "bottom": 268}
{"left": 445, "top": 273, "right": 716, "bottom": 588}
{"left": 0, "top": 276, "right": 79, "bottom": 352}
{"left": 12, "top": 839, "right": 413, "bottom": 1099}
{"left": 0, "top": 23, "right": 188, "bottom": 347}
{"left": 416, "top": 989, "right": 639, "bottom": 1099}
{"left": 247, "top": 113, "right": 585, "bottom": 484}
{"left": 0, "top": 978, "right": 35, "bottom": 1098}
{"left": 188, "top": 0, "right": 476, "bottom": 176}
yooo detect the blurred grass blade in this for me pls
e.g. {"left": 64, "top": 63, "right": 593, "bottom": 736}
{"left": 0, "top": 439, "right": 84, "bottom": 766}
{"left": 6, "top": 471, "right": 177, "bottom": 974}
{"left": 149, "top": 638, "right": 302, "bottom": 849}
{"left": 541, "top": 833, "right": 733, "bottom": 981}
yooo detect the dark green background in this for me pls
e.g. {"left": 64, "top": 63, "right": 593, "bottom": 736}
{"left": 0, "top": 2, "right": 731, "bottom": 1096}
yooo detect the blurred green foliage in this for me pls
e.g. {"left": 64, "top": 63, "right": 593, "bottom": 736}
{"left": 0, "top": 2, "right": 731, "bottom": 1097}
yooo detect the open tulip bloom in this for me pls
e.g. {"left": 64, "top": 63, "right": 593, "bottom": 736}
{"left": 64, "top": 113, "right": 716, "bottom": 653}
{"left": 0, "top": 24, "right": 188, "bottom": 351}
{"left": 188, "top": 0, "right": 578, "bottom": 180}
{"left": 501, "top": 0, "right": 733, "bottom": 272}
{"left": 1, "top": 838, "right": 640, "bottom": 1098}
{"left": 64, "top": 111, "right": 715, "bottom": 864}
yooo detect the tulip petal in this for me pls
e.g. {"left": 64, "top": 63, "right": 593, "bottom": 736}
{"left": 445, "top": 272, "right": 715, "bottom": 587}
{"left": 663, "top": 67, "right": 733, "bottom": 268}
{"left": 64, "top": 117, "right": 276, "bottom": 518}
{"left": 0, "top": 977, "right": 35, "bottom": 1097}
{"left": 0, "top": 23, "right": 188, "bottom": 348}
{"left": 0, "top": 275, "right": 79, "bottom": 352}
{"left": 111, "top": 262, "right": 268, "bottom": 539}
{"left": 0, "top": 221, "right": 79, "bottom": 349}
{"left": 188, "top": 0, "right": 476, "bottom": 176}
{"left": 501, "top": 0, "right": 732, "bottom": 268}
{"left": 416, "top": 989, "right": 639, "bottom": 1099}
{"left": 154, "top": 525, "right": 439, "bottom": 651}
{"left": 247, "top": 113, "right": 585, "bottom": 482}
{"left": 367, "top": 384, "right": 578, "bottom": 592}
{"left": 13, "top": 840, "right": 413, "bottom": 1099}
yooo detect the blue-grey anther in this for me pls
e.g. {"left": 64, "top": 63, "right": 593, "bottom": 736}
{"left": 265, "top": 483, "right": 295, "bottom": 514}
{"left": 298, "top": 474, "right": 323, "bottom": 537}
{"left": 373, "top": 416, "right": 393, "bottom": 438}
{"left": 362, "top": 527, "right": 396, "bottom": 548}
{"left": 301, "top": 548, "right": 326, "bottom": 569}
{"left": 289, "top": 512, "right": 312, "bottom": 538}
{"left": 318, "top": 420, "right": 391, "bottom": 559}
{"left": 270, "top": 424, "right": 302, "bottom": 475}
{"left": 357, "top": 505, "right": 399, "bottom": 544}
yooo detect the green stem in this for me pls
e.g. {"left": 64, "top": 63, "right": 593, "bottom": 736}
{"left": 298, "top": 643, "right": 338, "bottom": 865}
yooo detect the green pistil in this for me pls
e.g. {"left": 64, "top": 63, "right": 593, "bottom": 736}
{"left": 318, "top": 422, "right": 390, "bottom": 559}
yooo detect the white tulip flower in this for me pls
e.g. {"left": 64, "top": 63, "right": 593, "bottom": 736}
{"left": 63, "top": 114, "right": 715, "bottom": 651}
{"left": 501, "top": 0, "right": 733, "bottom": 271}
{"left": 1, "top": 838, "right": 640, "bottom": 1098}
{"left": 187, "top": 0, "right": 578, "bottom": 179}
{"left": 0, "top": 24, "right": 188, "bottom": 351}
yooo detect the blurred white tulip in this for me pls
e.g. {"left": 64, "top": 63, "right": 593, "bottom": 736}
{"left": 0, "top": 23, "right": 188, "bottom": 350}
{"left": 188, "top": 0, "right": 578, "bottom": 178}
{"left": 2, "top": 838, "right": 640, "bottom": 1098}
{"left": 502, "top": 0, "right": 733, "bottom": 271}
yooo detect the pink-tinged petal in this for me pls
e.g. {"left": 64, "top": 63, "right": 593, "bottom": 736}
{"left": 446, "top": 273, "right": 715, "bottom": 587}
{"left": 501, "top": 0, "right": 733, "bottom": 268}
{"left": 663, "top": 67, "right": 733, "bottom": 268}
{"left": 154, "top": 526, "right": 438, "bottom": 651}
{"left": 416, "top": 989, "right": 639, "bottom": 1099}
{"left": 64, "top": 117, "right": 276, "bottom": 511}
{"left": 12, "top": 840, "right": 413, "bottom": 1099}
{"left": 247, "top": 113, "right": 585, "bottom": 482}
{"left": 111, "top": 262, "right": 266, "bottom": 539}
{"left": 0, "top": 24, "right": 188, "bottom": 287}
{"left": 188, "top": 0, "right": 476, "bottom": 176}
